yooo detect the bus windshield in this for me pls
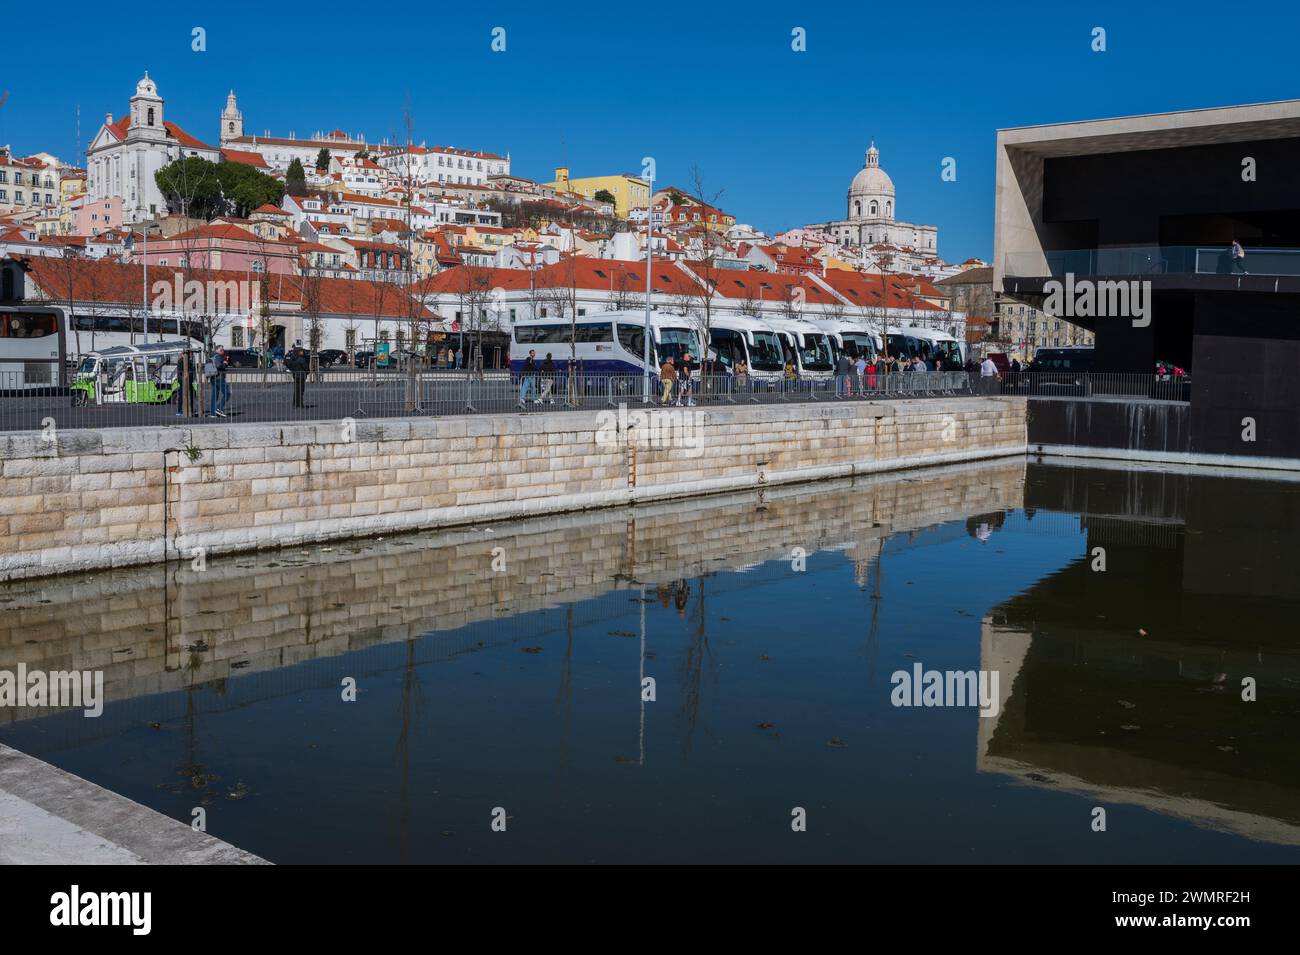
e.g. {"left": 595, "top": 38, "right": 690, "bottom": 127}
{"left": 799, "top": 334, "right": 834, "bottom": 370}
{"left": 839, "top": 333, "right": 876, "bottom": 359}
{"left": 886, "top": 334, "right": 913, "bottom": 359}
{"left": 749, "top": 331, "right": 783, "bottom": 371}
{"left": 914, "top": 338, "right": 962, "bottom": 365}
{"left": 934, "top": 340, "right": 963, "bottom": 364}
{"left": 655, "top": 327, "right": 698, "bottom": 363}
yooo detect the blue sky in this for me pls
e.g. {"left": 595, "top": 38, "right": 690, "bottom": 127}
{"left": 5, "top": 1, "right": 1298, "bottom": 262}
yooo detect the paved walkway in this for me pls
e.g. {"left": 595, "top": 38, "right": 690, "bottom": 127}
{"left": 0, "top": 744, "right": 266, "bottom": 864}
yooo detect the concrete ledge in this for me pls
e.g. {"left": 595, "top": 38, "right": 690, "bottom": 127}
{"left": 1031, "top": 442, "right": 1300, "bottom": 473}
{"left": 0, "top": 743, "right": 267, "bottom": 864}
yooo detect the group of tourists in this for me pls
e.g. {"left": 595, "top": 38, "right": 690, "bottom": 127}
{"left": 658, "top": 354, "right": 696, "bottom": 406}
{"left": 193, "top": 340, "right": 313, "bottom": 418}
{"left": 829, "top": 352, "right": 956, "bottom": 397}
{"left": 516, "top": 349, "right": 559, "bottom": 406}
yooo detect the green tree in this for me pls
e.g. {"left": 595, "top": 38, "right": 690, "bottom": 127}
{"left": 154, "top": 156, "right": 224, "bottom": 219}
{"left": 593, "top": 188, "right": 616, "bottom": 205}
{"left": 156, "top": 156, "right": 286, "bottom": 219}
{"left": 223, "top": 163, "right": 285, "bottom": 216}
{"left": 286, "top": 158, "right": 308, "bottom": 197}
{"left": 315, "top": 148, "right": 332, "bottom": 172}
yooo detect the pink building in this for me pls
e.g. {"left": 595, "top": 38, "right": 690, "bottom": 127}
{"left": 73, "top": 196, "right": 123, "bottom": 236}
{"left": 133, "top": 223, "right": 297, "bottom": 274}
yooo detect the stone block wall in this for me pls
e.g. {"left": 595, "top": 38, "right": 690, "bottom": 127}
{"left": 0, "top": 398, "right": 1025, "bottom": 580}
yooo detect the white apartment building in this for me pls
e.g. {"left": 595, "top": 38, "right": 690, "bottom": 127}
{"left": 0, "top": 147, "right": 59, "bottom": 219}
{"left": 376, "top": 145, "right": 510, "bottom": 186}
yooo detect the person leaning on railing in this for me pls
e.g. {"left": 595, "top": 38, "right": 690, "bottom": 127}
{"left": 979, "top": 354, "right": 1000, "bottom": 395}
{"left": 783, "top": 357, "right": 797, "bottom": 394}
{"left": 735, "top": 358, "right": 749, "bottom": 394}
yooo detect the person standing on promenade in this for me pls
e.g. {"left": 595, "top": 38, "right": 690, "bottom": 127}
{"left": 207, "top": 346, "right": 230, "bottom": 417}
{"left": 659, "top": 356, "right": 676, "bottom": 405}
{"left": 287, "top": 341, "right": 309, "bottom": 408}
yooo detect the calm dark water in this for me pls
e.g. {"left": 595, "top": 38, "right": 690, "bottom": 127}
{"left": 2, "top": 458, "right": 1299, "bottom": 863}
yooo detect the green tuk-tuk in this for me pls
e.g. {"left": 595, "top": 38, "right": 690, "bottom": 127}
{"left": 71, "top": 342, "right": 203, "bottom": 407}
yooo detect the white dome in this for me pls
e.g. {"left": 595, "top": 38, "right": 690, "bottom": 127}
{"left": 849, "top": 144, "right": 894, "bottom": 199}
{"left": 135, "top": 71, "right": 157, "bottom": 97}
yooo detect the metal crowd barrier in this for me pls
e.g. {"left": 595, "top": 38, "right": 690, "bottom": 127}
{"left": 3, "top": 368, "right": 1189, "bottom": 433}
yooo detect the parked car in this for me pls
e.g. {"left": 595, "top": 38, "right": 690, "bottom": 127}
{"left": 316, "top": 349, "right": 348, "bottom": 367}
{"left": 353, "top": 350, "right": 375, "bottom": 368}
{"left": 222, "top": 348, "right": 264, "bottom": 369}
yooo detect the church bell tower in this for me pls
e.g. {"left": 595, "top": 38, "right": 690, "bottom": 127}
{"left": 221, "top": 90, "right": 244, "bottom": 145}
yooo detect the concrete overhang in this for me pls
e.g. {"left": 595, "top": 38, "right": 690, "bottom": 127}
{"left": 993, "top": 99, "right": 1300, "bottom": 292}
{"left": 997, "top": 98, "right": 1300, "bottom": 157}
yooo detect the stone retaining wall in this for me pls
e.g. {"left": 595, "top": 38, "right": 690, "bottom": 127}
{"left": 0, "top": 398, "right": 1026, "bottom": 581}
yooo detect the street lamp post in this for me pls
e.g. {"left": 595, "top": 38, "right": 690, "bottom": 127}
{"left": 643, "top": 177, "right": 654, "bottom": 404}
{"left": 141, "top": 225, "right": 149, "bottom": 344}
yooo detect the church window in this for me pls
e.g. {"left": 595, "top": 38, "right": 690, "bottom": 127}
{"left": 229, "top": 122, "right": 234, "bottom": 133}
{"left": 869, "top": 201, "right": 878, "bottom": 216}
{"left": 147, "top": 107, "right": 155, "bottom": 126}
{"left": 853, "top": 201, "right": 861, "bottom": 217}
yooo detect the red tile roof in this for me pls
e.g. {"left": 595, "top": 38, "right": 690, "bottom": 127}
{"left": 221, "top": 148, "right": 270, "bottom": 169}
{"left": 14, "top": 254, "right": 431, "bottom": 319}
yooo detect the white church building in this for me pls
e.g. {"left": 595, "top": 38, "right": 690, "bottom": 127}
{"left": 805, "top": 144, "right": 938, "bottom": 255}
{"left": 86, "top": 73, "right": 220, "bottom": 225}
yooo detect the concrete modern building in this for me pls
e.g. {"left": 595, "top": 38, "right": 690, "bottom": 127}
{"left": 995, "top": 99, "right": 1300, "bottom": 462}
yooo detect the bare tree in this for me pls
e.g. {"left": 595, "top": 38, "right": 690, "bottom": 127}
{"left": 609, "top": 266, "right": 638, "bottom": 310}
{"left": 454, "top": 263, "right": 495, "bottom": 381}
{"left": 687, "top": 165, "right": 725, "bottom": 376}
{"left": 738, "top": 282, "right": 764, "bottom": 319}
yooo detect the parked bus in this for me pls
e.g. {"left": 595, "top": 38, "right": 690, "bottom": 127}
{"left": 0, "top": 306, "right": 67, "bottom": 392}
{"left": 707, "top": 314, "right": 786, "bottom": 384}
{"left": 510, "top": 311, "right": 705, "bottom": 383}
{"left": 885, "top": 326, "right": 966, "bottom": 367}
{"left": 65, "top": 314, "right": 203, "bottom": 362}
{"left": 763, "top": 317, "right": 836, "bottom": 381}
{"left": 810, "top": 318, "right": 881, "bottom": 361}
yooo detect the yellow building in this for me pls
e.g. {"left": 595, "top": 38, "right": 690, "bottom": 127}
{"left": 544, "top": 167, "right": 649, "bottom": 218}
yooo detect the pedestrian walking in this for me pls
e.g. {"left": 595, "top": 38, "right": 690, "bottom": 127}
{"left": 1230, "top": 238, "right": 1248, "bottom": 274}
{"left": 540, "top": 353, "right": 556, "bottom": 404}
{"left": 677, "top": 353, "right": 695, "bottom": 406}
{"left": 206, "top": 345, "right": 230, "bottom": 417}
{"left": 659, "top": 356, "right": 676, "bottom": 405}
{"left": 735, "top": 358, "right": 749, "bottom": 394}
{"left": 518, "top": 349, "right": 538, "bottom": 406}
{"left": 286, "top": 341, "right": 309, "bottom": 407}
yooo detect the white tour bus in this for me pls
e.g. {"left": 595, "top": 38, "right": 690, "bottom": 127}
{"left": 885, "top": 326, "right": 967, "bottom": 367}
{"left": 762, "top": 317, "right": 836, "bottom": 381}
{"left": 510, "top": 311, "right": 705, "bottom": 379}
{"left": 707, "top": 314, "right": 786, "bottom": 384}
{"left": 811, "top": 318, "right": 882, "bottom": 361}
{"left": 65, "top": 314, "right": 203, "bottom": 363}
{"left": 0, "top": 307, "right": 66, "bottom": 391}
